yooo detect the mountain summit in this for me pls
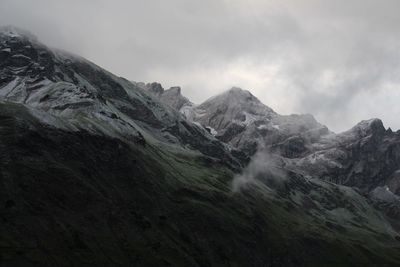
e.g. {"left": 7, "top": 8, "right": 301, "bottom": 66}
{"left": 197, "top": 87, "right": 276, "bottom": 125}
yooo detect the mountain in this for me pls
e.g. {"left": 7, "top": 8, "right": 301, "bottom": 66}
{"left": 0, "top": 26, "right": 245, "bottom": 170}
{"left": 146, "top": 86, "right": 328, "bottom": 156}
{"left": 191, "top": 87, "right": 329, "bottom": 155}
{"left": 290, "top": 118, "right": 400, "bottom": 192}
{"left": 1, "top": 26, "right": 400, "bottom": 266}
{"left": 160, "top": 85, "right": 400, "bottom": 197}
{"left": 142, "top": 82, "right": 197, "bottom": 123}
{"left": 164, "top": 85, "right": 400, "bottom": 226}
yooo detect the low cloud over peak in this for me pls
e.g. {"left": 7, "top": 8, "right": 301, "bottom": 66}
{"left": 2, "top": 0, "right": 400, "bottom": 132}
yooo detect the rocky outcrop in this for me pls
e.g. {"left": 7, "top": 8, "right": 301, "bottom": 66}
{"left": 145, "top": 83, "right": 193, "bottom": 111}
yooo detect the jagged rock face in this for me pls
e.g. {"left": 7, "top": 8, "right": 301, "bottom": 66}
{"left": 0, "top": 27, "right": 246, "bottom": 170}
{"left": 146, "top": 82, "right": 164, "bottom": 95}
{"left": 335, "top": 119, "right": 400, "bottom": 191}
{"left": 0, "top": 27, "right": 55, "bottom": 82}
{"left": 160, "top": 86, "right": 192, "bottom": 110}
{"left": 289, "top": 119, "right": 400, "bottom": 194}
{"left": 145, "top": 83, "right": 193, "bottom": 111}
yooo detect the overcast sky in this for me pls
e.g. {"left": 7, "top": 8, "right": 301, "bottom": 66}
{"left": 1, "top": 0, "right": 400, "bottom": 132}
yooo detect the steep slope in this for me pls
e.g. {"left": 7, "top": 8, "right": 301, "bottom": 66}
{"left": 289, "top": 118, "right": 400, "bottom": 193}
{"left": 0, "top": 26, "right": 245, "bottom": 169}
{"left": 1, "top": 102, "right": 400, "bottom": 266}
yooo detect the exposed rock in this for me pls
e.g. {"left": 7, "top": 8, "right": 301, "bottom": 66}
{"left": 145, "top": 83, "right": 193, "bottom": 111}
{"left": 146, "top": 82, "right": 164, "bottom": 95}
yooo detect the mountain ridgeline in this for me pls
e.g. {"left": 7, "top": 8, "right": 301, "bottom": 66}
{"left": 1, "top": 26, "right": 400, "bottom": 266}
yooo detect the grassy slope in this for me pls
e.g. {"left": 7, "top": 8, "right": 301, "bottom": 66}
{"left": 1, "top": 102, "right": 400, "bottom": 266}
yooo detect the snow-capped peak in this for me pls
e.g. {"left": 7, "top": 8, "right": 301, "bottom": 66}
{"left": 226, "top": 86, "right": 252, "bottom": 96}
{"left": 203, "top": 87, "right": 268, "bottom": 108}
{"left": 199, "top": 87, "right": 275, "bottom": 115}
{"left": 345, "top": 118, "right": 386, "bottom": 137}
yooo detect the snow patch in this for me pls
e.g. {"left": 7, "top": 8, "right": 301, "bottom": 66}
{"left": 205, "top": 126, "right": 218, "bottom": 136}
{"left": 180, "top": 105, "right": 196, "bottom": 121}
{"left": 11, "top": 54, "right": 31, "bottom": 60}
